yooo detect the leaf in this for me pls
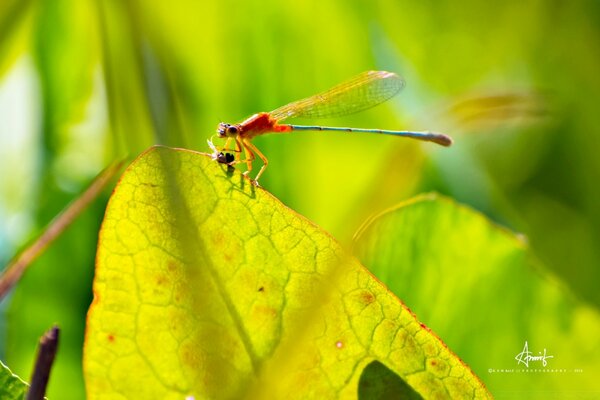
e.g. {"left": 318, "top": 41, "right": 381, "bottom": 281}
{"left": 84, "top": 146, "right": 490, "bottom": 399}
{"left": 33, "top": 0, "right": 98, "bottom": 150}
{"left": 0, "top": 360, "right": 29, "bottom": 400}
{"left": 96, "top": 1, "right": 158, "bottom": 154}
{"left": 353, "top": 194, "right": 600, "bottom": 394}
{"left": 358, "top": 361, "right": 423, "bottom": 400}
{"left": 0, "top": 0, "right": 33, "bottom": 79}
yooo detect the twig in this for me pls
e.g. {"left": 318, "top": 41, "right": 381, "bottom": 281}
{"left": 0, "top": 159, "right": 126, "bottom": 301}
{"left": 26, "top": 325, "right": 60, "bottom": 400}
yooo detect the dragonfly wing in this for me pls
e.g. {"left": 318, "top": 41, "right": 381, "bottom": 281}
{"left": 269, "top": 70, "right": 405, "bottom": 122}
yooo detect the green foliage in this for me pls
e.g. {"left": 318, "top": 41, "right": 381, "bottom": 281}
{"left": 0, "top": 360, "right": 28, "bottom": 400}
{"left": 354, "top": 194, "right": 600, "bottom": 393}
{"left": 84, "top": 147, "right": 490, "bottom": 399}
{"left": 1, "top": 1, "right": 600, "bottom": 399}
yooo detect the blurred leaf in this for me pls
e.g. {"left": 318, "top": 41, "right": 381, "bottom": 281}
{"left": 0, "top": 0, "right": 33, "bottom": 78}
{"left": 96, "top": 0, "right": 157, "bottom": 154}
{"left": 445, "top": 91, "right": 548, "bottom": 133}
{"left": 353, "top": 194, "right": 600, "bottom": 395}
{"left": 84, "top": 146, "right": 490, "bottom": 399}
{"left": 0, "top": 360, "right": 29, "bottom": 399}
{"left": 33, "top": 0, "right": 98, "bottom": 153}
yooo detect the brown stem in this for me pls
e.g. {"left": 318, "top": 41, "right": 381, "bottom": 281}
{"left": 0, "top": 159, "right": 126, "bottom": 301}
{"left": 26, "top": 326, "right": 60, "bottom": 400}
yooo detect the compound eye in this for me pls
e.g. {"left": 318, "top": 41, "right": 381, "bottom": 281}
{"left": 227, "top": 126, "right": 238, "bottom": 135}
{"left": 216, "top": 123, "right": 228, "bottom": 137}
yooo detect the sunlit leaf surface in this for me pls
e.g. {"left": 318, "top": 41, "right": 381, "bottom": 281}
{"left": 353, "top": 194, "right": 600, "bottom": 396}
{"left": 84, "top": 147, "right": 490, "bottom": 399}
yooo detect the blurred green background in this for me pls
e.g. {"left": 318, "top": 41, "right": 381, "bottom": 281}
{"left": 1, "top": 0, "right": 599, "bottom": 398}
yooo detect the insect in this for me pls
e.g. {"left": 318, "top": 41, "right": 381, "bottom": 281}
{"left": 210, "top": 70, "right": 452, "bottom": 184}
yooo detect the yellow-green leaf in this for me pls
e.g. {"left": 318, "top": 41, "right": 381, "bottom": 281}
{"left": 353, "top": 194, "right": 600, "bottom": 395}
{"left": 84, "top": 146, "right": 490, "bottom": 399}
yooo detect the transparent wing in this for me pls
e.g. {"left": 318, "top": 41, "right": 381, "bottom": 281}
{"left": 269, "top": 70, "right": 405, "bottom": 122}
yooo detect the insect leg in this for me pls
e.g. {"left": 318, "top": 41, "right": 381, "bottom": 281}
{"left": 234, "top": 136, "right": 242, "bottom": 162}
{"left": 243, "top": 139, "right": 268, "bottom": 183}
{"left": 239, "top": 137, "right": 255, "bottom": 176}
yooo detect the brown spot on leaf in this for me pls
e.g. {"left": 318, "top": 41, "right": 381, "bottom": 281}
{"left": 211, "top": 231, "right": 225, "bottom": 246}
{"left": 107, "top": 334, "right": 115, "bottom": 343}
{"left": 258, "top": 286, "right": 265, "bottom": 292}
{"left": 360, "top": 290, "right": 375, "bottom": 304}
{"left": 180, "top": 342, "right": 202, "bottom": 370}
{"left": 167, "top": 261, "right": 177, "bottom": 272}
{"left": 253, "top": 305, "right": 277, "bottom": 319}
